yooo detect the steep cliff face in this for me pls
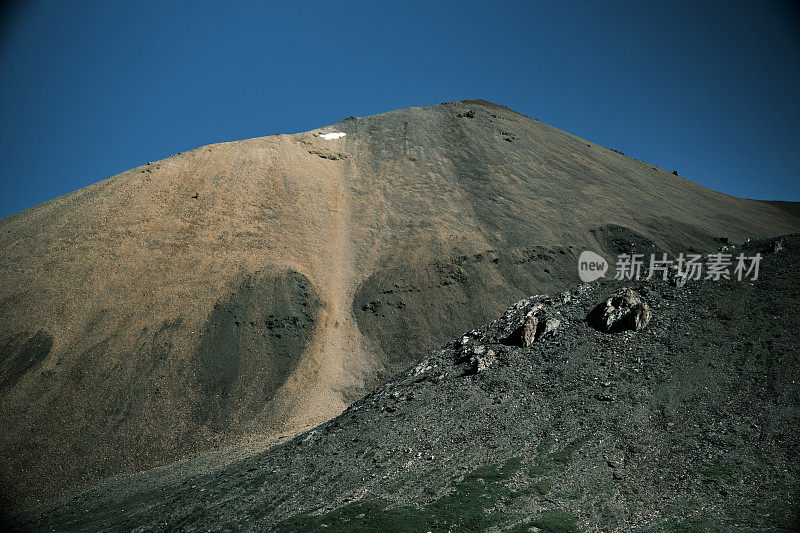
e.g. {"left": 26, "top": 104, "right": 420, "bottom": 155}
{"left": 1, "top": 99, "right": 798, "bottom": 508}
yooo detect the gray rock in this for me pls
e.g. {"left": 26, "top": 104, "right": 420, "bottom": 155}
{"left": 541, "top": 317, "right": 560, "bottom": 338}
{"left": 472, "top": 348, "right": 496, "bottom": 373}
{"left": 589, "top": 287, "right": 651, "bottom": 333}
{"left": 503, "top": 305, "right": 561, "bottom": 347}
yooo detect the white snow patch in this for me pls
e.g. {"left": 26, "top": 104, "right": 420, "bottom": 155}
{"left": 319, "top": 132, "right": 346, "bottom": 140}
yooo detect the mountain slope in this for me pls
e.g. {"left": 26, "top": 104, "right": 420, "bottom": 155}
{"left": 10, "top": 235, "right": 799, "bottom": 532}
{"left": 1, "top": 100, "right": 798, "bottom": 509}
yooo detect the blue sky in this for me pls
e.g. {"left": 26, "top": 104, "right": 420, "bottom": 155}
{"left": 1, "top": 0, "right": 798, "bottom": 219}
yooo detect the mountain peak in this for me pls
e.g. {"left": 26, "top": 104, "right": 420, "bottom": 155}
{"left": 1, "top": 100, "right": 798, "bottom": 510}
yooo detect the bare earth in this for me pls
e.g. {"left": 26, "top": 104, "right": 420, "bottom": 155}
{"left": 1, "top": 100, "right": 798, "bottom": 511}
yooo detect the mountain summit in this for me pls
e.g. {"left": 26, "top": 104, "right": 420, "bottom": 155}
{"left": 1, "top": 100, "right": 798, "bottom": 508}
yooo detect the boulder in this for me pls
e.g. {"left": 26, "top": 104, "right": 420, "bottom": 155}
{"left": 503, "top": 305, "right": 561, "bottom": 347}
{"left": 519, "top": 313, "right": 539, "bottom": 347}
{"left": 589, "top": 287, "right": 651, "bottom": 333}
{"left": 471, "top": 346, "right": 496, "bottom": 373}
{"left": 541, "top": 317, "right": 561, "bottom": 338}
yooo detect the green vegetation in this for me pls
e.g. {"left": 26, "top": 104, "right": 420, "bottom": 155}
{"left": 699, "top": 465, "right": 736, "bottom": 484}
{"left": 530, "top": 435, "right": 592, "bottom": 476}
{"left": 275, "top": 458, "right": 524, "bottom": 532}
{"left": 532, "top": 477, "right": 552, "bottom": 495}
{"left": 536, "top": 436, "right": 555, "bottom": 454}
{"left": 554, "top": 488, "right": 582, "bottom": 501}
{"left": 510, "top": 477, "right": 552, "bottom": 499}
{"left": 467, "top": 457, "right": 522, "bottom": 482}
{"left": 531, "top": 509, "right": 580, "bottom": 533}
{"left": 550, "top": 436, "right": 591, "bottom": 465}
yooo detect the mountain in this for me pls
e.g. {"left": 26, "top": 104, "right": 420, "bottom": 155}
{"left": 9, "top": 235, "right": 800, "bottom": 531}
{"left": 1, "top": 100, "right": 798, "bottom": 510}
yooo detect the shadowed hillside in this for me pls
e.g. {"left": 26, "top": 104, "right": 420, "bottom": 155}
{"left": 9, "top": 235, "right": 799, "bottom": 532}
{"left": 1, "top": 100, "right": 798, "bottom": 509}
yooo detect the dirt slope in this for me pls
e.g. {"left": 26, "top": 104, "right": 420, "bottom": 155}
{"left": 1, "top": 100, "right": 798, "bottom": 509}
{"left": 9, "top": 235, "right": 799, "bottom": 532}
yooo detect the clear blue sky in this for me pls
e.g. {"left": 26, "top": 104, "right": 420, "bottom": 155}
{"left": 1, "top": 0, "right": 799, "bottom": 219}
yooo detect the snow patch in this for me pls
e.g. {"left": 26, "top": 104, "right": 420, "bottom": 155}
{"left": 319, "top": 132, "right": 346, "bottom": 140}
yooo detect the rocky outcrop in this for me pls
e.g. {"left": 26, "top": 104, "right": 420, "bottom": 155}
{"left": 469, "top": 345, "right": 496, "bottom": 373}
{"left": 502, "top": 303, "right": 561, "bottom": 347}
{"left": 588, "top": 287, "right": 651, "bottom": 333}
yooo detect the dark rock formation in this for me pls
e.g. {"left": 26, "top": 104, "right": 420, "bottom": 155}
{"left": 588, "top": 287, "right": 652, "bottom": 333}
